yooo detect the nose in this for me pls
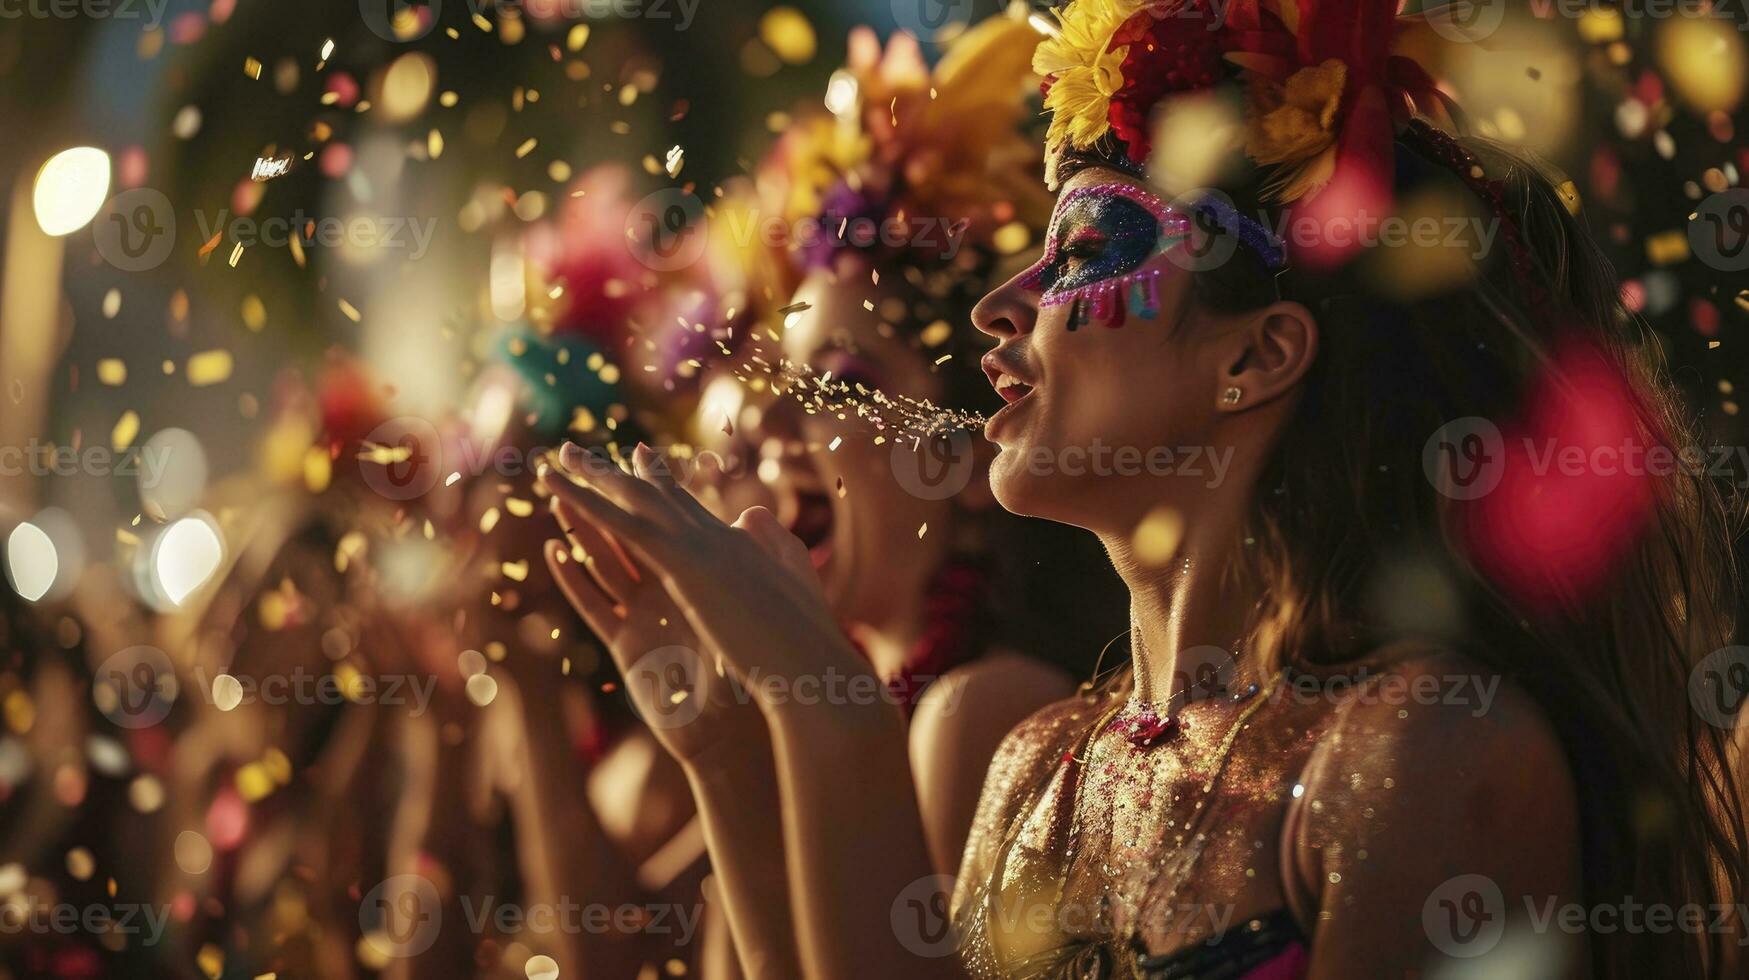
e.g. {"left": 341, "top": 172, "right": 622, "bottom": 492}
{"left": 972, "top": 265, "right": 1039, "bottom": 340}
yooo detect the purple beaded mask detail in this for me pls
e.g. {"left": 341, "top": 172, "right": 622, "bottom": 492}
{"left": 1018, "top": 183, "right": 1286, "bottom": 330}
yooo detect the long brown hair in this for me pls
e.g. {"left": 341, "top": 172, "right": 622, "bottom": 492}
{"left": 1179, "top": 125, "right": 1749, "bottom": 976}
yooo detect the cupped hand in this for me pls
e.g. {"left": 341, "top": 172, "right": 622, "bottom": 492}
{"left": 540, "top": 443, "right": 878, "bottom": 725}
{"left": 543, "top": 469, "right": 763, "bottom": 766}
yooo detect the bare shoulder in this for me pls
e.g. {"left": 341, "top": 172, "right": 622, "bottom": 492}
{"left": 1298, "top": 648, "right": 1574, "bottom": 801}
{"left": 1282, "top": 648, "right": 1585, "bottom": 973}
{"left": 911, "top": 649, "right": 1076, "bottom": 745}
{"left": 948, "top": 675, "right": 1112, "bottom": 908}
{"left": 912, "top": 651, "right": 1079, "bottom": 876}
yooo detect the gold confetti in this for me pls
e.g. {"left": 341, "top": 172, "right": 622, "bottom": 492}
{"left": 197, "top": 943, "right": 224, "bottom": 979}
{"left": 338, "top": 298, "right": 362, "bottom": 322}
{"left": 241, "top": 294, "right": 266, "bottom": 331}
{"left": 760, "top": 7, "right": 816, "bottom": 65}
{"left": 1132, "top": 506, "right": 1185, "bottom": 565}
{"left": 992, "top": 221, "right": 1032, "bottom": 255}
{"left": 96, "top": 359, "right": 127, "bottom": 386}
{"left": 112, "top": 410, "right": 140, "bottom": 450}
{"left": 1645, "top": 230, "right": 1689, "bottom": 267}
{"left": 187, "top": 350, "right": 234, "bottom": 387}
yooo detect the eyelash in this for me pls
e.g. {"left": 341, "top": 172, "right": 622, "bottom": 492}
{"left": 1018, "top": 185, "right": 1187, "bottom": 297}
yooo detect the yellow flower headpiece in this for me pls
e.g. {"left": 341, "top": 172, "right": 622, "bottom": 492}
{"left": 755, "top": 10, "right": 1053, "bottom": 273}
{"left": 1032, "top": 0, "right": 1459, "bottom": 204}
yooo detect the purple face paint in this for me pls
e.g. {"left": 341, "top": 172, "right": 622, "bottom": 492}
{"left": 1018, "top": 184, "right": 1286, "bottom": 330}
{"left": 1018, "top": 183, "right": 1188, "bottom": 328}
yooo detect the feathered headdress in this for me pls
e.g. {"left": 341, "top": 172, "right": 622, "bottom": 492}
{"left": 757, "top": 10, "right": 1054, "bottom": 274}
{"left": 1034, "top": 0, "right": 1456, "bottom": 204}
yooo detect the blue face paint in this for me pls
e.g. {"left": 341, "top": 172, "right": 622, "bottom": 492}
{"left": 1019, "top": 183, "right": 1190, "bottom": 327}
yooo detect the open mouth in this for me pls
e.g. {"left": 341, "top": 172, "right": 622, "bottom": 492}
{"left": 983, "top": 352, "right": 1039, "bottom": 407}
{"left": 785, "top": 488, "right": 836, "bottom": 567}
{"left": 993, "top": 373, "right": 1035, "bottom": 404}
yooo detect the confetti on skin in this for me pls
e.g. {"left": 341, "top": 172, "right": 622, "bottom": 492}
{"left": 1132, "top": 507, "right": 1185, "bottom": 566}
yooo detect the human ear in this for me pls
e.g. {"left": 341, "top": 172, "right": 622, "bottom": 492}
{"left": 1214, "top": 302, "right": 1318, "bottom": 412}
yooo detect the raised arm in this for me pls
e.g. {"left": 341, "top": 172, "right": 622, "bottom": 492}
{"left": 542, "top": 444, "right": 964, "bottom": 980}
{"left": 542, "top": 490, "right": 802, "bottom": 980}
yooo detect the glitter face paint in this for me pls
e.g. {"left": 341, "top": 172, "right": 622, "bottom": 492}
{"left": 1018, "top": 184, "right": 1289, "bottom": 330}
{"left": 1018, "top": 183, "right": 1189, "bottom": 329}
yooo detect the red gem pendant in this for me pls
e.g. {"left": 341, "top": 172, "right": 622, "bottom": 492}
{"left": 1108, "top": 703, "right": 1185, "bottom": 749}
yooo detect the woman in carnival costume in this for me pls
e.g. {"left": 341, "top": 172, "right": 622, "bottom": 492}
{"left": 545, "top": 1, "right": 1748, "bottom": 977}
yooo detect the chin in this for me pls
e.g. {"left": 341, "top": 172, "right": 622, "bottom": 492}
{"left": 987, "top": 446, "right": 1058, "bottom": 522}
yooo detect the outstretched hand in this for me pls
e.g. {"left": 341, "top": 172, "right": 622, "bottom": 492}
{"left": 540, "top": 443, "right": 877, "bottom": 730}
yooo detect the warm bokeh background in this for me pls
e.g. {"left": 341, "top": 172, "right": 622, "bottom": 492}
{"left": 2, "top": 1, "right": 1748, "bottom": 978}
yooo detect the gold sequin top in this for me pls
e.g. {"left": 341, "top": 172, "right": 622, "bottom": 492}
{"left": 950, "top": 668, "right": 1374, "bottom": 979}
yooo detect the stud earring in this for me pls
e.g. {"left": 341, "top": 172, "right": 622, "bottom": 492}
{"left": 1222, "top": 387, "right": 1243, "bottom": 406}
